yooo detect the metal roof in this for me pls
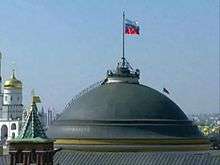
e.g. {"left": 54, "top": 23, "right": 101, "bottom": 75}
{"left": 1, "top": 151, "right": 219, "bottom": 165}
{"left": 53, "top": 150, "right": 220, "bottom": 165}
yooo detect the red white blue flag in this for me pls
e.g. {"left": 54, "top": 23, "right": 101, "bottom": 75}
{"left": 125, "top": 19, "right": 140, "bottom": 35}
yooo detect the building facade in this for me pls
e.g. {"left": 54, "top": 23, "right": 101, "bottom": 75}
{"left": 0, "top": 52, "right": 23, "bottom": 143}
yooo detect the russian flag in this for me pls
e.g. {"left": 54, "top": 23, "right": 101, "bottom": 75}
{"left": 125, "top": 19, "right": 140, "bottom": 35}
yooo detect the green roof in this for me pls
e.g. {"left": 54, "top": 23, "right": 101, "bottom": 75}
{"left": 17, "top": 101, "right": 47, "bottom": 140}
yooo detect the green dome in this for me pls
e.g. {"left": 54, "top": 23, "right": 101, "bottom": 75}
{"left": 47, "top": 82, "right": 203, "bottom": 139}
{"left": 47, "top": 60, "right": 208, "bottom": 152}
{"left": 60, "top": 83, "right": 187, "bottom": 121}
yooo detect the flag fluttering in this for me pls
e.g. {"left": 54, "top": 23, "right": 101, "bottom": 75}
{"left": 125, "top": 19, "right": 140, "bottom": 35}
{"left": 121, "top": 12, "right": 140, "bottom": 66}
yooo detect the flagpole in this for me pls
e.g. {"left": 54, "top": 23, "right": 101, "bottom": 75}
{"left": 122, "top": 11, "right": 125, "bottom": 67}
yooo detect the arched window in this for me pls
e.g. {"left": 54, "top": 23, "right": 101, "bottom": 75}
{"left": 11, "top": 123, "right": 16, "bottom": 130}
{"left": 12, "top": 132, "right": 15, "bottom": 139}
{"left": 5, "top": 96, "right": 7, "bottom": 101}
{"left": 1, "top": 125, "right": 8, "bottom": 141}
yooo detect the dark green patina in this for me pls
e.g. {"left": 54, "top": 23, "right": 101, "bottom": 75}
{"left": 15, "top": 102, "right": 47, "bottom": 142}
{"left": 60, "top": 83, "right": 187, "bottom": 120}
{"left": 47, "top": 60, "right": 207, "bottom": 153}
{"left": 47, "top": 83, "right": 203, "bottom": 139}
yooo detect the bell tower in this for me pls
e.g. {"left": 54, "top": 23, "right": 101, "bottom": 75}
{"left": 2, "top": 70, "right": 23, "bottom": 120}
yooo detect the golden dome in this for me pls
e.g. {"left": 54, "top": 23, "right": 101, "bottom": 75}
{"left": 4, "top": 70, "right": 22, "bottom": 90}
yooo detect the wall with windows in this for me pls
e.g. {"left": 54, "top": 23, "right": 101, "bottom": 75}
{"left": 0, "top": 121, "right": 20, "bottom": 144}
{"left": 3, "top": 89, "right": 22, "bottom": 105}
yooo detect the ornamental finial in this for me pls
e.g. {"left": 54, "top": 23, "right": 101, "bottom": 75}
{"left": 12, "top": 69, "right": 15, "bottom": 79}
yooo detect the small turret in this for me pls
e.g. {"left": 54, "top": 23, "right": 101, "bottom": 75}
{"left": 9, "top": 95, "right": 56, "bottom": 165}
{"left": 17, "top": 95, "right": 46, "bottom": 139}
{"left": 106, "top": 58, "right": 140, "bottom": 84}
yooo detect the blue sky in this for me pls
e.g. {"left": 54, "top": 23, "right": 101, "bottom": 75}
{"left": 0, "top": 0, "right": 219, "bottom": 114}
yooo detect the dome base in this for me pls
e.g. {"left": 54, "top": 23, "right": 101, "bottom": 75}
{"left": 54, "top": 138, "right": 210, "bottom": 152}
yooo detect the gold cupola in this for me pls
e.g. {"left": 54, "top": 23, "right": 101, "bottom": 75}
{"left": 4, "top": 70, "right": 22, "bottom": 90}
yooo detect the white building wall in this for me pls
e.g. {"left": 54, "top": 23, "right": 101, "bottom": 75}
{"left": 0, "top": 120, "right": 20, "bottom": 142}
{"left": 3, "top": 89, "right": 22, "bottom": 105}
{"left": 0, "top": 54, "right": 23, "bottom": 144}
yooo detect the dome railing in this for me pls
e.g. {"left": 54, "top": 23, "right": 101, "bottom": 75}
{"left": 64, "top": 80, "right": 104, "bottom": 111}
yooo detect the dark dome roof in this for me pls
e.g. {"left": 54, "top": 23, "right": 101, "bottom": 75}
{"left": 60, "top": 83, "right": 187, "bottom": 121}
{"left": 47, "top": 59, "right": 205, "bottom": 141}
{"left": 47, "top": 82, "right": 203, "bottom": 139}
